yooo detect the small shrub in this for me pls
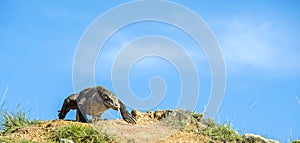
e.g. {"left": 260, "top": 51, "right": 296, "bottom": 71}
{"left": 201, "top": 123, "right": 242, "bottom": 142}
{"left": 291, "top": 140, "right": 300, "bottom": 143}
{"left": 54, "top": 124, "right": 115, "bottom": 143}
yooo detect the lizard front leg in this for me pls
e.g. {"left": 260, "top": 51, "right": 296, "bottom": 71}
{"left": 118, "top": 100, "right": 136, "bottom": 124}
{"left": 58, "top": 94, "right": 79, "bottom": 120}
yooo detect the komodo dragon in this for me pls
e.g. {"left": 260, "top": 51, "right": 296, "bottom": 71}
{"left": 58, "top": 86, "right": 136, "bottom": 124}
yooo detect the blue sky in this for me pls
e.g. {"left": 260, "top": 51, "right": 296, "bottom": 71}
{"left": 1, "top": 0, "right": 299, "bottom": 142}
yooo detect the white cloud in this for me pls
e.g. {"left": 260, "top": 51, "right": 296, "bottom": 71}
{"left": 94, "top": 15, "right": 300, "bottom": 80}
{"left": 216, "top": 16, "right": 300, "bottom": 74}
{"left": 95, "top": 33, "right": 206, "bottom": 82}
{"left": 98, "top": 35, "right": 199, "bottom": 70}
{"left": 102, "top": 16, "right": 300, "bottom": 77}
{"left": 295, "top": 96, "right": 300, "bottom": 105}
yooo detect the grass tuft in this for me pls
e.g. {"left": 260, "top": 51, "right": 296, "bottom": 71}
{"left": 201, "top": 123, "right": 243, "bottom": 142}
{"left": 54, "top": 124, "right": 116, "bottom": 143}
{"left": 187, "top": 112, "right": 243, "bottom": 142}
{"left": 0, "top": 107, "right": 38, "bottom": 134}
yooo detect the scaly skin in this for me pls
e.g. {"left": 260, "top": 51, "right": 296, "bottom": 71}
{"left": 58, "top": 86, "right": 136, "bottom": 124}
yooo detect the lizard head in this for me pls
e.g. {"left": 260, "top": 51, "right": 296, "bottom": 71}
{"left": 101, "top": 90, "right": 120, "bottom": 110}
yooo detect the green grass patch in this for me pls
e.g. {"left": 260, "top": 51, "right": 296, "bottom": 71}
{"left": 0, "top": 107, "right": 39, "bottom": 134}
{"left": 201, "top": 123, "right": 243, "bottom": 142}
{"left": 53, "top": 124, "right": 116, "bottom": 143}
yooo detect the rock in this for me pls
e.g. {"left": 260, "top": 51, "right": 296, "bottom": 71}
{"left": 164, "top": 110, "right": 190, "bottom": 121}
{"left": 131, "top": 110, "right": 140, "bottom": 117}
{"left": 131, "top": 110, "right": 155, "bottom": 121}
{"left": 243, "top": 133, "right": 279, "bottom": 143}
{"left": 146, "top": 110, "right": 154, "bottom": 119}
{"left": 154, "top": 110, "right": 165, "bottom": 120}
{"left": 60, "top": 138, "right": 74, "bottom": 143}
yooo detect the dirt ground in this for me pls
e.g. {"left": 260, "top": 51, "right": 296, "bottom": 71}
{"left": 94, "top": 119, "right": 209, "bottom": 143}
{"left": 1, "top": 119, "right": 210, "bottom": 143}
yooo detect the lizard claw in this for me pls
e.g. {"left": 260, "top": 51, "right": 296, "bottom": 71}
{"left": 123, "top": 112, "right": 136, "bottom": 124}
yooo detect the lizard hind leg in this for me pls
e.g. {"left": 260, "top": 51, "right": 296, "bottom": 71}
{"left": 76, "top": 108, "right": 88, "bottom": 123}
{"left": 76, "top": 109, "right": 80, "bottom": 122}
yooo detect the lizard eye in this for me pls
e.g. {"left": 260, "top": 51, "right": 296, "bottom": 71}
{"left": 104, "top": 96, "right": 111, "bottom": 102}
{"left": 103, "top": 96, "right": 108, "bottom": 100}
